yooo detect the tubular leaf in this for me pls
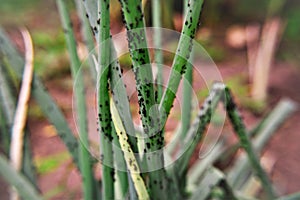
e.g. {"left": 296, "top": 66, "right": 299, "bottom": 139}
{"left": 223, "top": 87, "right": 276, "bottom": 199}
{"left": 159, "top": 0, "right": 204, "bottom": 120}
{"left": 110, "top": 98, "right": 150, "bottom": 200}
{"left": 0, "top": 154, "right": 43, "bottom": 200}
{"left": 97, "top": 0, "right": 115, "bottom": 199}
{"left": 56, "top": 1, "right": 96, "bottom": 199}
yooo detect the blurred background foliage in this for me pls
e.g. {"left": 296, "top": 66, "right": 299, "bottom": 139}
{"left": 1, "top": 0, "right": 299, "bottom": 75}
{"left": 0, "top": 0, "right": 299, "bottom": 113}
{"left": 0, "top": 0, "right": 298, "bottom": 117}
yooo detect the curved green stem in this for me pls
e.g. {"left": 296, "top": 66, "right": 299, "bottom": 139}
{"left": 75, "top": 0, "right": 97, "bottom": 82}
{"left": 159, "top": 0, "right": 204, "bottom": 120}
{"left": 111, "top": 99, "right": 150, "bottom": 200}
{"left": 118, "top": 1, "right": 170, "bottom": 199}
{"left": 175, "top": 83, "right": 225, "bottom": 176}
{"left": 57, "top": 1, "right": 95, "bottom": 199}
{"left": 223, "top": 87, "right": 276, "bottom": 199}
{"left": 97, "top": 0, "right": 115, "bottom": 199}
{"left": 119, "top": 0, "right": 159, "bottom": 144}
{"left": 82, "top": 2, "right": 139, "bottom": 198}
{"left": 180, "top": 0, "right": 194, "bottom": 146}
{"left": 0, "top": 154, "right": 43, "bottom": 200}
{"left": 151, "top": 0, "right": 163, "bottom": 102}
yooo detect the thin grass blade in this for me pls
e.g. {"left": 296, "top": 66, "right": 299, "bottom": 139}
{"left": 151, "top": 0, "right": 163, "bottom": 102}
{"left": 96, "top": 0, "right": 115, "bottom": 199}
{"left": 223, "top": 87, "right": 276, "bottom": 199}
{"left": 159, "top": 0, "right": 204, "bottom": 120}
{"left": 56, "top": 1, "right": 96, "bottom": 199}
{"left": 227, "top": 99, "right": 297, "bottom": 190}
{"left": 180, "top": 0, "right": 194, "bottom": 145}
{"left": 0, "top": 154, "right": 43, "bottom": 200}
{"left": 118, "top": 0, "right": 170, "bottom": 198}
{"left": 0, "top": 61, "right": 15, "bottom": 153}
{"left": 75, "top": 0, "right": 97, "bottom": 82}
{"left": 82, "top": 2, "right": 138, "bottom": 198}
{"left": 174, "top": 82, "right": 225, "bottom": 176}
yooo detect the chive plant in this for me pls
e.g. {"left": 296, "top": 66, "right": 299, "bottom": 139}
{"left": 1, "top": 0, "right": 300, "bottom": 200}
{"left": 151, "top": 0, "right": 163, "bottom": 101}
{"left": 180, "top": 0, "right": 194, "bottom": 144}
{"left": 118, "top": 0, "right": 165, "bottom": 156}
{"left": 159, "top": 0, "right": 204, "bottom": 120}
{"left": 224, "top": 87, "right": 276, "bottom": 199}
{"left": 97, "top": 0, "right": 115, "bottom": 199}
{"left": 75, "top": 0, "right": 97, "bottom": 82}
{"left": 56, "top": 1, "right": 97, "bottom": 199}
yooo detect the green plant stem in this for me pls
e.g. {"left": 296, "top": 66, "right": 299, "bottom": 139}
{"left": 159, "top": 0, "right": 204, "bottom": 119}
{"left": 0, "top": 100, "right": 9, "bottom": 153}
{"left": 115, "top": 171, "right": 129, "bottom": 199}
{"left": 97, "top": 0, "right": 115, "bottom": 199}
{"left": 0, "top": 62, "right": 14, "bottom": 153}
{"left": 164, "top": 123, "right": 182, "bottom": 155}
{"left": 175, "top": 82, "right": 225, "bottom": 177}
{"left": 0, "top": 62, "right": 15, "bottom": 123}
{"left": 180, "top": 0, "right": 194, "bottom": 145}
{"left": 151, "top": 0, "right": 163, "bottom": 102}
{"left": 165, "top": 83, "right": 225, "bottom": 199}
{"left": 111, "top": 121, "right": 134, "bottom": 199}
{"left": 187, "top": 141, "right": 224, "bottom": 191}
{"left": 109, "top": 47, "right": 138, "bottom": 153}
{"left": 83, "top": 0, "right": 139, "bottom": 153}
{"left": 228, "top": 99, "right": 296, "bottom": 190}
{"left": 187, "top": 98, "right": 296, "bottom": 193}
{"left": 111, "top": 99, "right": 150, "bottom": 200}
{"left": 0, "top": 154, "right": 43, "bottom": 200}
{"left": 81, "top": 2, "right": 138, "bottom": 198}
{"left": 223, "top": 87, "right": 276, "bottom": 199}
{"left": 181, "top": 65, "right": 193, "bottom": 135}
{"left": 21, "top": 133, "right": 37, "bottom": 187}
{"left": 82, "top": 0, "right": 138, "bottom": 154}
{"left": 56, "top": 1, "right": 95, "bottom": 199}
{"left": 118, "top": 0, "right": 161, "bottom": 149}
{"left": 75, "top": 0, "right": 97, "bottom": 82}
{"left": 82, "top": 0, "right": 138, "bottom": 153}
{"left": 109, "top": 46, "right": 141, "bottom": 200}
{"left": 119, "top": 1, "right": 170, "bottom": 199}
